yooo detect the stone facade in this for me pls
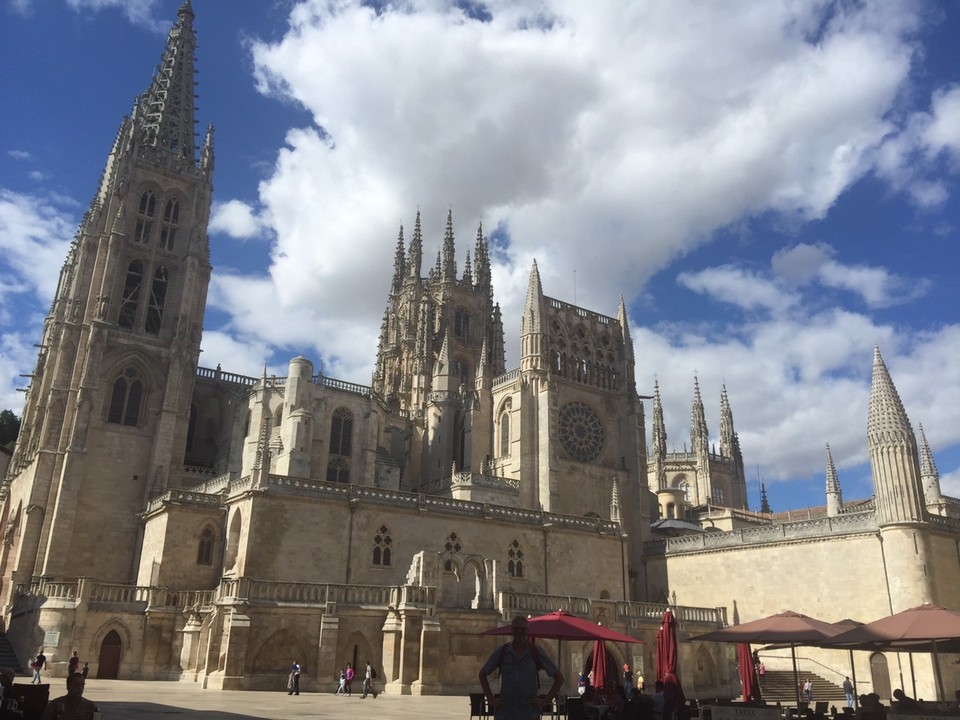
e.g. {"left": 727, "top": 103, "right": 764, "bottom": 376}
{"left": 2, "top": 1, "right": 959, "bottom": 702}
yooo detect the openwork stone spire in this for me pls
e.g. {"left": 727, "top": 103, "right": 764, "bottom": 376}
{"left": 138, "top": 1, "right": 199, "bottom": 161}
{"left": 918, "top": 424, "right": 943, "bottom": 508}
{"left": 690, "top": 375, "right": 708, "bottom": 447}
{"left": 826, "top": 444, "right": 842, "bottom": 517}
{"left": 442, "top": 209, "right": 456, "bottom": 279}
{"left": 867, "top": 346, "right": 924, "bottom": 525}
{"left": 391, "top": 226, "right": 405, "bottom": 293}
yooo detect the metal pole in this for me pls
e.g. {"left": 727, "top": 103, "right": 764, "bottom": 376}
{"left": 792, "top": 644, "right": 800, "bottom": 705}
{"left": 849, "top": 649, "right": 859, "bottom": 710}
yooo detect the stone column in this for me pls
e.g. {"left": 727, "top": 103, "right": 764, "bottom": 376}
{"left": 219, "top": 610, "right": 251, "bottom": 690}
{"left": 411, "top": 616, "right": 442, "bottom": 695}
{"left": 316, "top": 614, "right": 339, "bottom": 685}
{"left": 380, "top": 610, "right": 404, "bottom": 694}
{"left": 179, "top": 613, "right": 203, "bottom": 680}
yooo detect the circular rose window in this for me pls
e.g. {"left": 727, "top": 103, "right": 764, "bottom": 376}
{"left": 559, "top": 402, "right": 604, "bottom": 462}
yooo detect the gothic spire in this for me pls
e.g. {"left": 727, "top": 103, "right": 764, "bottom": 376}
{"left": 137, "top": 1, "right": 199, "bottom": 162}
{"left": 474, "top": 222, "right": 491, "bottom": 293}
{"left": 719, "top": 384, "right": 736, "bottom": 456}
{"left": 610, "top": 479, "right": 622, "bottom": 524}
{"left": 653, "top": 380, "right": 666, "bottom": 458}
{"left": 760, "top": 482, "right": 771, "bottom": 514}
{"left": 826, "top": 443, "right": 842, "bottom": 517}
{"left": 462, "top": 249, "right": 473, "bottom": 284}
{"left": 867, "top": 346, "right": 925, "bottom": 525}
{"left": 442, "top": 209, "right": 456, "bottom": 280}
{"left": 520, "top": 260, "right": 545, "bottom": 371}
{"left": 691, "top": 375, "right": 708, "bottom": 448}
{"left": 409, "top": 209, "right": 423, "bottom": 278}
{"left": 391, "top": 225, "right": 406, "bottom": 293}
{"left": 918, "top": 424, "right": 943, "bottom": 508}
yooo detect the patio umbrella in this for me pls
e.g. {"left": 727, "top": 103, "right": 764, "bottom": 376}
{"left": 692, "top": 610, "right": 845, "bottom": 704}
{"left": 737, "top": 643, "right": 762, "bottom": 702}
{"left": 485, "top": 610, "right": 641, "bottom": 693}
{"left": 485, "top": 610, "right": 642, "bottom": 643}
{"left": 592, "top": 640, "right": 607, "bottom": 690}
{"left": 821, "top": 604, "right": 960, "bottom": 700}
{"left": 657, "top": 610, "right": 685, "bottom": 718}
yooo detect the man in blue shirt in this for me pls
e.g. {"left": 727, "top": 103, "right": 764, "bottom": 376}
{"left": 479, "top": 615, "right": 564, "bottom": 720}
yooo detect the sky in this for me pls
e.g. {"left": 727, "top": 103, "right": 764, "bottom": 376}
{"left": 2, "top": 0, "right": 959, "bottom": 512}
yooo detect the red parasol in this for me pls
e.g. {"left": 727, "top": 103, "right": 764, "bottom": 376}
{"left": 485, "top": 610, "right": 642, "bottom": 643}
{"left": 737, "top": 643, "right": 762, "bottom": 703}
{"left": 656, "top": 610, "right": 685, "bottom": 718}
{"left": 591, "top": 640, "right": 607, "bottom": 691}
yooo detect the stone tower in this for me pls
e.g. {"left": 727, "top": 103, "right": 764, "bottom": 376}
{"left": 0, "top": 1, "right": 212, "bottom": 592}
{"left": 372, "top": 212, "right": 505, "bottom": 484}
{"left": 867, "top": 346, "right": 933, "bottom": 609}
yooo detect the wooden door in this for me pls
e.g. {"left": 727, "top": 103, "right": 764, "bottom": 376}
{"left": 97, "top": 630, "right": 122, "bottom": 679}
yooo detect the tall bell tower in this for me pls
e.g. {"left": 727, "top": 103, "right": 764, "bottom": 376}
{"left": 0, "top": 1, "right": 213, "bottom": 590}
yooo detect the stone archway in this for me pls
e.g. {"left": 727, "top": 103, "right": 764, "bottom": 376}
{"left": 870, "top": 652, "right": 891, "bottom": 701}
{"left": 97, "top": 630, "right": 122, "bottom": 679}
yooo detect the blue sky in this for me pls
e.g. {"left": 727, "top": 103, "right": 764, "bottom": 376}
{"left": 2, "top": 0, "right": 959, "bottom": 512}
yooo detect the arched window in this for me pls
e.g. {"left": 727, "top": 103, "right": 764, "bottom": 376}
{"left": 118, "top": 260, "right": 143, "bottom": 330}
{"left": 134, "top": 191, "right": 156, "bottom": 244}
{"left": 243, "top": 411, "right": 251, "bottom": 437}
{"left": 327, "top": 457, "right": 349, "bottom": 483}
{"left": 713, "top": 487, "right": 725, "bottom": 504}
{"left": 330, "top": 407, "right": 353, "bottom": 456}
{"left": 454, "top": 358, "right": 470, "bottom": 387}
{"left": 107, "top": 367, "right": 143, "bottom": 427}
{"left": 444, "top": 532, "right": 462, "bottom": 554}
{"left": 197, "top": 526, "right": 215, "bottom": 566}
{"left": 499, "top": 410, "right": 511, "bottom": 457}
{"left": 373, "top": 525, "right": 392, "bottom": 566}
{"left": 507, "top": 539, "right": 524, "bottom": 578}
{"left": 454, "top": 308, "right": 470, "bottom": 338}
{"left": 158, "top": 198, "right": 180, "bottom": 250}
{"left": 144, "top": 265, "right": 168, "bottom": 335}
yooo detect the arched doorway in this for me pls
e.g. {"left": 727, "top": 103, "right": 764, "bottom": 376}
{"left": 870, "top": 652, "right": 891, "bottom": 701}
{"left": 97, "top": 630, "right": 122, "bottom": 679}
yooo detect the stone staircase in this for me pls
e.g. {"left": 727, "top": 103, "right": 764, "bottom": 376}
{"left": 0, "top": 633, "right": 24, "bottom": 675}
{"left": 760, "top": 669, "right": 847, "bottom": 706}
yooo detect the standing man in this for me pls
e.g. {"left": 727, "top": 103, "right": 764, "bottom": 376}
{"left": 32, "top": 650, "right": 45, "bottom": 684}
{"left": 68, "top": 651, "right": 80, "bottom": 675}
{"left": 39, "top": 673, "right": 98, "bottom": 720}
{"left": 479, "top": 615, "right": 564, "bottom": 720}
{"left": 843, "top": 676, "right": 855, "bottom": 709}
{"left": 361, "top": 660, "right": 377, "bottom": 699}
{"left": 288, "top": 660, "right": 301, "bottom": 696}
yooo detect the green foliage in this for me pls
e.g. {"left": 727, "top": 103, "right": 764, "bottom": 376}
{"left": 0, "top": 410, "right": 21, "bottom": 447}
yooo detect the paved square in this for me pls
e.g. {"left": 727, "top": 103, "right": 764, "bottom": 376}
{"left": 33, "top": 679, "right": 467, "bottom": 720}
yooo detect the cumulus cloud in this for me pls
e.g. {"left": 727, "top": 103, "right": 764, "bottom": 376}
{"left": 677, "top": 266, "right": 797, "bottom": 314}
{"left": 64, "top": 0, "right": 165, "bottom": 31}
{"left": 209, "top": 200, "right": 266, "bottom": 240}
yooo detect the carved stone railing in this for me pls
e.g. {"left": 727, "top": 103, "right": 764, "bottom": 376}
{"left": 18, "top": 578, "right": 79, "bottom": 600}
{"left": 419, "top": 472, "right": 521, "bottom": 495}
{"left": 498, "top": 591, "right": 592, "bottom": 617}
{"left": 266, "top": 476, "right": 622, "bottom": 537}
{"left": 182, "top": 465, "right": 217, "bottom": 480}
{"left": 617, "top": 601, "right": 727, "bottom": 627}
{"left": 87, "top": 581, "right": 151, "bottom": 604}
{"left": 189, "top": 472, "right": 235, "bottom": 495}
{"left": 647, "top": 511, "right": 879, "bottom": 555}
{"left": 196, "top": 366, "right": 259, "bottom": 387}
{"left": 493, "top": 368, "right": 521, "bottom": 388}
{"left": 545, "top": 296, "right": 614, "bottom": 326}
{"left": 144, "top": 489, "right": 225, "bottom": 515}
{"left": 13, "top": 579, "right": 214, "bottom": 612}
{"left": 216, "top": 578, "right": 418, "bottom": 608}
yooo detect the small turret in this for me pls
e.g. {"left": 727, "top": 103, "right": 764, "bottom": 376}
{"left": 408, "top": 210, "right": 423, "bottom": 279}
{"left": 617, "top": 296, "right": 636, "bottom": 393}
{"left": 474, "top": 222, "right": 491, "bottom": 293}
{"left": 918, "top": 424, "right": 943, "bottom": 512}
{"left": 610, "top": 480, "right": 622, "bottom": 523}
{"left": 825, "top": 444, "right": 842, "bottom": 517}
{"left": 652, "top": 380, "right": 667, "bottom": 491}
{"left": 760, "top": 482, "right": 771, "bottom": 514}
{"left": 462, "top": 249, "right": 473, "bottom": 284}
{"left": 520, "top": 260, "right": 546, "bottom": 372}
{"left": 391, "top": 226, "right": 406, "bottom": 293}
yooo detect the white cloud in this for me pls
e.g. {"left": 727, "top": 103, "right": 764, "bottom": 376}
{"left": 677, "top": 266, "right": 797, "bottom": 314}
{"left": 771, "top": 243, "right": 835, "bottom": 283}
{"left": 209, "top": 200, "right": 266, "bottom": 240}
{"left": 7, "top": 150, "right": 31, "bottom": 161}
{"left": 64, "top": 0, "right": 165, "bottom": 31}
{"left": 924, "top": 86, "right": 960, "bottom": 158}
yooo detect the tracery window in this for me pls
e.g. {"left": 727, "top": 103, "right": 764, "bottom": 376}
{"left": 373, "top": 525, "right": 392, "bottom": 566}
{"left": 507, "top": 539, "right": 524, "bottom": 578}
{"left": 144, "top": 265, "right": 168, "bottom": 335}
{"left": 134, "top": 191, "right": 156, "bottom": 244}
{"left": 326, "top": 456, "right": 350, "bottom": 483}
{"left": 454, "top": 308, "right": 470, "bottom": 338}
{"left": 499, "top": 410, "right": 511, "bottom": 457}
{"left": 330, "top": 407, "right": 353, "bottom": 456}
{"left": 197, "top": 526, "right": 215, "bottom": 566}
{"left": 118, "top": 260, "right": 144, "bottom": 330}
{"left": 107, "top": 367, "right": 143, "bottom": 427}
{"left": 158, "top": 198, "right": 179, "bottom": 250}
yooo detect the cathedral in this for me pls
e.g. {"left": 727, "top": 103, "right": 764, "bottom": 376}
{"left": 2, "top": 2, "right": 958, "bottom": 700}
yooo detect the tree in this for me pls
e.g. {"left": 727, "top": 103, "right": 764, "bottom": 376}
{"left": 0, "top": 410, "right": 21, "bottom": 447}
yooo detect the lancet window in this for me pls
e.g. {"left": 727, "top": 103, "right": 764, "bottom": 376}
{"left": 118, "top": 260, "right": 144, "bottom": 330}
{"left": 373, "top": 525, "right": 392, "bottom": 566}
{"left": 507, "top": 539, "right": 524, "bottom": 578}
{"left": 499, "top": 406, "right": 511, "bottom": 458}
{"left": 330, "top": 407, "right": 353, "bottom": 456}
{"left": 326, "top": 457, "right": 349, "bottom": 483}
{"left": 134, "top": 191, "right": 156, "bottom": 244}
{"left": 158, "top": 198, "right": 180, "bottom": 251}
{"left": 107, "top": 367, "right": 143, "bottom": 427}
{"left": 197, "top": 526, "right": 215, "bottom": 566}
{"left": 145, "top": 265, "right": 168, "bottom": 335}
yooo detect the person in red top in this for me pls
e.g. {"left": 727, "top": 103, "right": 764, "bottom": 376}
{"left": 68, "top": 651, "right": 80, "bottom": 675}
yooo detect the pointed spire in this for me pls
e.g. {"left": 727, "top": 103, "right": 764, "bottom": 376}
{"left": 137, "top": 1, "right": 199, "bottom": 163}
{"left": 200, "top": 123, "right": 215, "bottom": 178}
{"left": 825, "top": 443, "right": 842, "bottom": 517}
{"left": 868, "top": 346, "right": 914, "bottom": 443}
{"left": 408, "top": 209, "right": 423, "bottom": 278}
{"left": 867, "top": 346, "right": 925, "bottom": 525}
{"left": 610, "top": 480, "right": 622, "bottom": 524}
{"left": 719, "top": 385, "right": 735, "bottom": 454}
{"left": 760, "top": 482, "right": 771, "bottom": 514}
{"left": 652, "top": 380, "right": 666, "bottom": 458}
{"left": 442, "top": 209, "right": 456, "bottom": 280}
{"left": 520, "top": 260, "right": 545, "bottom": 371}
{"left": 434, "top": 331, "right": 451, "bottom": 379}
{"left": 476, "top": 337, "right": 489, "bottom": 378}
{"left": 691, "top": 374, "right": 708, "bottom": 447}
{"left": 462, "top": 249, "right": 473, "bottom": 284}
{"left": 474, "top": 221, "right": 491, "bottom": 291}
{"left": 391, "top": 225, "right": 406, "bottom": 293}
{"left": 918, "top": 424, "right": 943, "bottom": 508}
